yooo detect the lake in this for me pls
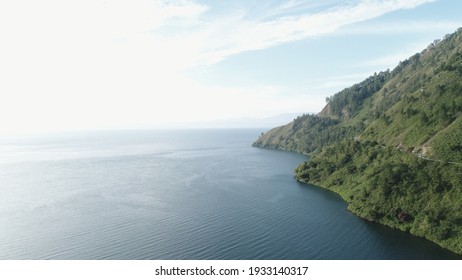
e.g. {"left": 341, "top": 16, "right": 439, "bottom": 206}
{"left": 0, "top": 129, "right": 460, "bottom": 259}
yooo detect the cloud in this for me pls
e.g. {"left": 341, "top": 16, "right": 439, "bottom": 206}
{"left": 340, "top": 19, "right": 462, "bottom": 35}
{"left": 0, "top": 0, "right": 436, "bottom": 74}
{"left": 197, "top": 0, "right": 436, "bottom": 64}
{"left": 0, "top": 0, "right": 439, "bottom": 133}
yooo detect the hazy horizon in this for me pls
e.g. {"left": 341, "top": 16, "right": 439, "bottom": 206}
{"left": 0, "top": 112, "right": 309, "bottom": 139}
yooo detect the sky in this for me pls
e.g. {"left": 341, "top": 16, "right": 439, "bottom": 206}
{"left": 0, "top": 0, "right": 461, "bottom": 134}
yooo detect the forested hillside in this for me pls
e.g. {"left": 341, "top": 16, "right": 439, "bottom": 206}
{"left": 253, "top": 28, "right": 462, "bottom": 254}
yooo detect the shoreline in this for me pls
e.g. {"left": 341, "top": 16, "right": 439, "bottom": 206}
{"left": 296, "top": 177, "right": 462, "bottom": 256}
{"left": 254, "top": 144, "right": 462, "bottom": 257}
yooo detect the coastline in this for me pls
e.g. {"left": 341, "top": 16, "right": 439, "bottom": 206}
{"left": 254, "top": 144, "right": 462, "bottom": 257}
{"left": 296, "top": 177, "right": 462, "bottom": 256}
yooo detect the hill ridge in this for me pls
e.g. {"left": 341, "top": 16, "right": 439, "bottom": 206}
{"left": 253, "top": 27, "right": 462, "bottom": 255}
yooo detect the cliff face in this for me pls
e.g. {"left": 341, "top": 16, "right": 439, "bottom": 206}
{"left": 253, "top": 28, "right": 462, "bottom": 255}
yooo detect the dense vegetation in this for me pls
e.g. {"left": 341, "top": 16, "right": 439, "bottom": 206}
{"left": 253, "top": 113, "right": 364, "bottom": 154}
{"left": 253, "top": 28, "right": 462, "bottom": 254}
{"left": 295, "top": 140, "right": 462, "bottom": 254}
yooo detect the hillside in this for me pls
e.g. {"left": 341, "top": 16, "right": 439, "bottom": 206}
{"left": 253, "top": 28, "right": 462, "bottom": 254}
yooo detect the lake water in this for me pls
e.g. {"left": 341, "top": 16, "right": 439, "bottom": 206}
{"left": 0, "top": 129, "right": 460, "bottom": 259}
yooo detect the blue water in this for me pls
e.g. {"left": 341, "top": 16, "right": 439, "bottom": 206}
{"left": 0, "top": 129, "right": 460, "bottom": 259}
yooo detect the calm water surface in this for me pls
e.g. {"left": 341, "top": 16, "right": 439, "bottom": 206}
{"left": 0, "top": 129, "right": 460, "bottom": 259}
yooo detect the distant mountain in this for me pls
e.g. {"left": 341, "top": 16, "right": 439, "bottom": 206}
{"left": 184, "top": 113, "right": 308, "bottom": 129}
{"left": 253, "top": 28, "right": 462, "bottom": 255}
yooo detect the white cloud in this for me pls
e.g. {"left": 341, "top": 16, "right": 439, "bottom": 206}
{"left": 198, "top": 0, "right": 436, "bottom": 64}
{"left": 0, "top": 0, "right": 438, "bottom": 134}
{"left": 340, "top": 20, "right": 462, "bottom": 35}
